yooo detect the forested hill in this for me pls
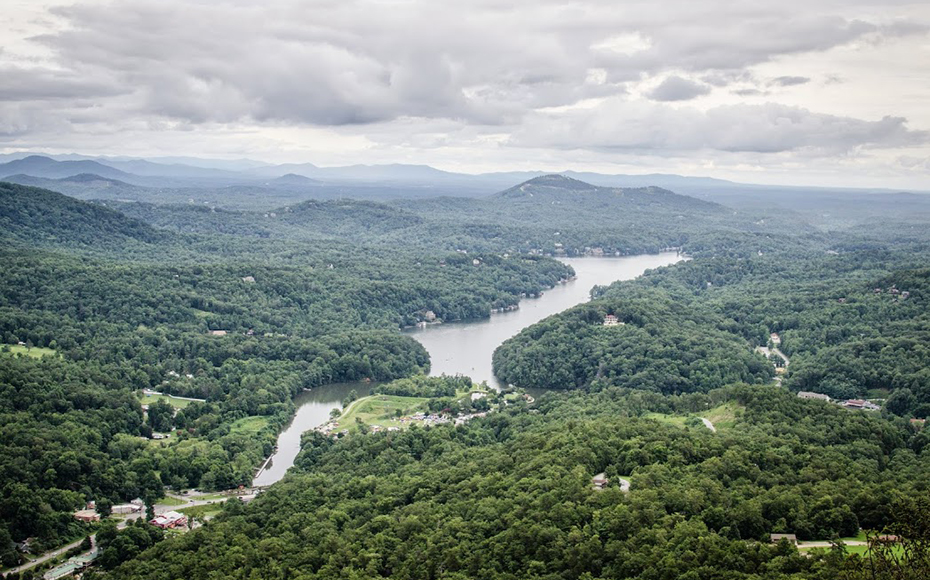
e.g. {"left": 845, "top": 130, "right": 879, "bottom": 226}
{"left": 495, "top": 174, "right": 724, "bottom": 214}
{"left": 0, "top": 182, "right": 164, "bottom": 248}
{"left": 494, "top": 242, "right": 930, "bottom": 417}
{"left": 278, "top": 199, "right": 424, "bottom": 235}
{"left": 97, "top": 174, "right": 778, "bottom": 258}
{"left": 98, "top": 385, "right": 930, "bottom": 580}
{"left": 0, "top": 178, "right": 578, "bottom": 554}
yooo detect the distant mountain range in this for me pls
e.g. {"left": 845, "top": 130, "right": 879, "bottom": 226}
{"left": 1, "top": 153, "right": 927, "bottom": 207}
{"left": 0, "top": 156, "right": 135, "bottom": 181}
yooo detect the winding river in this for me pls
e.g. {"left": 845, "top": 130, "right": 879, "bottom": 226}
{"left": 254, "top": 252, "right": 683, "bottom": 486}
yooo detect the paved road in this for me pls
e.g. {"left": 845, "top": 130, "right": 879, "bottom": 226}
{"left": 798, "top": 540, "right": 868, "bottom": 548}
{"left": 5, "top": 537, "right": 87, "bottom": 576}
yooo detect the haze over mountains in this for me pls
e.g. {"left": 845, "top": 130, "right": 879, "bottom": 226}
{"left": 2, "top": 154, "right": 925, "bottom": 200}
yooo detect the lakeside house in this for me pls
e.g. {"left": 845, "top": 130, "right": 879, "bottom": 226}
{"left": 209, "top": 330, "right": 228, "bottom": 336}
{"left": 770, "top": 333, "right": 781, "bottom": 345}
{"left": 769, "top": 534, "right": 797, "bottom": 545}
{"left": 603, "top": 314, "right": 624, "bottom": 326}
{"left": 592, "top": 473, "right": 608, "bottom": 490}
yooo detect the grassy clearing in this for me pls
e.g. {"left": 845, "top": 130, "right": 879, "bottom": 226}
{"left": 178, "top": 504, "right": 223, "bottom": 518}
{"left": 643, "top": 412, "right": 688, "bottom": 427}
{"left": 643, "top": 402, "right": 744, "bottom": 431}
{"left": 156, "top": 496, "right": 187, "bottom": 507}
{"left": 340, "top": 394, "right": 430, "bottom": 430}
{"left": 229, "top": 416, "right": 270, "bottom": 435}
{"left": 142, "top": 393, "right": 193, "bottom": 409}
{"left": 188, "top": 492, "right": 228, "bottom": 501}
{"left": 5, "top": 344, "right": 58, "bottom": 358}
{"left": 703, "top": 402, "right": 742, "bottom": 429}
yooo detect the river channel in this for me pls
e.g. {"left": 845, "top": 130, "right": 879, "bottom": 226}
{"left": 253, "top": 252, "right": 684, "bottom": 486}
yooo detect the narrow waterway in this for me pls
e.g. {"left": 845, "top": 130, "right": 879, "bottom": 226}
{"left": 406, "top": 252, "right": 684, "bottom": 388}
{"left": 254, "top": 252, "right": 684, "bottom": 486}
{"left": 253, "top": 382, "right": 371, "bottom": 486}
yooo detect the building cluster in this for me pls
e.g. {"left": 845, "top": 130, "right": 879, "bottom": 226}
{"left": 603, "top": 314, "right": 624, "bottom": 326}
{"left": 315, "top": 408, "right": 492, "bottom": 437}
{"left": 150, "top": 511, "right": 188, "bottom": 529}
{"left": 873, "top": 285, "right": 911, "bottom": 301}
{"left": 797, "top": 392, "right": 881, "bottom": 411}
{"left": 43, "top": 549, "right": 98, "bottom": 580}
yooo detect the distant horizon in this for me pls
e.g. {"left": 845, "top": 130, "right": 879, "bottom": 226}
{"left": 2, "top": 149, "right": 929, "bottom": 193}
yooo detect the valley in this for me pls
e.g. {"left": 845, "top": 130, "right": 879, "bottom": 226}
{"left": 1, "top": 167, "right": 929, "bottom": 580}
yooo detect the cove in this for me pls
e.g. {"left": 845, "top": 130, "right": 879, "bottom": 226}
{"left": 253, "top": 252, "right": 683, "bottom": 486}
{"left": 406, "top": 252, "right": 685, "bottom": 388}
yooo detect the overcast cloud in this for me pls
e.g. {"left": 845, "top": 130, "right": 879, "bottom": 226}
{"left": 1, "top": 0, "right": 929, "bottom": 188}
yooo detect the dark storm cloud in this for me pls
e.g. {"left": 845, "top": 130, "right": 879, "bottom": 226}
{"left": 647, "top": 76, "right": 711, "bottom": 101}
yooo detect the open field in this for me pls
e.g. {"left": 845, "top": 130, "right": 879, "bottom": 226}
{"left": 5, "top": 344, "right": 58, "bottom": 358}
{"left": 178, "top": 504, "right": 223, "bottom": 519}
{"left": 703, "top": 402, "right": 742, "bottom": 429}
{"left": 643, "top": 402, "right": 743, "bottom": 431}
{"left": 156, "top": 496, "right": 188, "bottom": 507}
{"left": 142, "top": 393, "right": 194, "bottom": 409}
{"left": 643, "top": 411, "right": 688, "bottom": 427}
{"left": 798, "top": 531, "right": 904, "bottom": 557}
{"left": 229, "top": 416, "right": 270, "bottom": 435}
{"left": 340, "top": 394, "right": 430, "bottom": 430}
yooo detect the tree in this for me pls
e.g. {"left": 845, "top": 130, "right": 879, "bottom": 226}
{"left": 841, "top": 496, "right": 930, "bottom": 580}
{"left": 886, "top": 389, "right": 917, "bottom": 417}
{"left": 97, "top": 498, "right": 113, "bottom": 519}
{"left": 147, "top": 399, "right": 175, "bottom": 433}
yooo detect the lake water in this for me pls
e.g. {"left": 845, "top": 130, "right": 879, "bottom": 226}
{"left": 253, "top": 252, "right": 683, "bottom": 486}
{"left": 406, "top": 252, "right": 684, "bottom": 388}
{"left": 253, "top": 381, "right": 371, "bottom": 486}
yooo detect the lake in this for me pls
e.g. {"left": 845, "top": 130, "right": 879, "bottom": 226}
{"left": 253, "top": 381, "right": 372, "bottom": 486}
{"left": 406, "top": 252, "right": 684, "bottom": 388}
{"left": 253, "top": 252, "right": 684, "bottom": 486}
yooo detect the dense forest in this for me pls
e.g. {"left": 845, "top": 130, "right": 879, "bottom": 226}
{"left": 495, "top": 238, "right": 930, "bottom": 416}
{"left": 94, "top": 385, "right": 929, "bottom": 580}
{"left": 1, "top": 173, "right": 929, "bottom": 578}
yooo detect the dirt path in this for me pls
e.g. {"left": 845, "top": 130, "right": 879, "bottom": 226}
{"left": 700, "top": 418, "right": 716, "bottom": 432}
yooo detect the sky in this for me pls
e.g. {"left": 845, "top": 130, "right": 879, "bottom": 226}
{"left": 2, "top": 0, "right": 929, "bottom": 188}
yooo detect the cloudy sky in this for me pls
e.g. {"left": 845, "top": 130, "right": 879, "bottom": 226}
{"left": 2, "top": 0, "right": 929, "bottom": 188}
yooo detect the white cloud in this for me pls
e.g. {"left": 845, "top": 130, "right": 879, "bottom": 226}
{"left": 0, "top": 0, "right": 928, "bottom": 187}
